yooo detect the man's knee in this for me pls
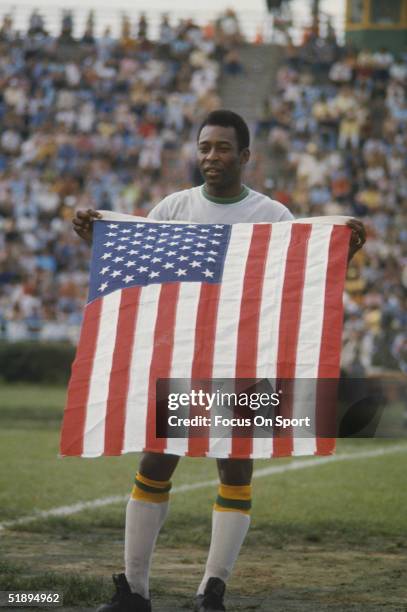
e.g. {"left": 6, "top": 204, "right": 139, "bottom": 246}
{"left": 217, "top": 458, "right": 253, "bottom": 485}
{"left": 138, "top": 452, "right": 180, "bottom": 481}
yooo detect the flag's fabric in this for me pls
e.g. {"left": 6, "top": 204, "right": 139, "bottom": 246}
{"left": 60, "top": 212, "right": 351, "bottom": 459}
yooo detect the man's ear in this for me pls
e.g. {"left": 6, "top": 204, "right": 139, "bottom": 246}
{"left": 240, "top": 148, "right": 250, "bottom": 165}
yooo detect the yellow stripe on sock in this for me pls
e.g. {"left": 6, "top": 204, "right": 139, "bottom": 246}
{"left": 131, "top": 472, "right": 172, "bottom": 503}
{"left": 131, "top": 485, "right": 170, "bottom": 503}
{"left": 135, "top": 472, "right": 171, "bottom": 490}
{"left": 214, "top": 484, "right": 252, "bottom": 514}
{"left": 218, "top": 484, "right": 252, "bottom": 501}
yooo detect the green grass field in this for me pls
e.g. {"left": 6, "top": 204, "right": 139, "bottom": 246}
{"left": 1, "top": 384, "right": 406, "bottom": 611}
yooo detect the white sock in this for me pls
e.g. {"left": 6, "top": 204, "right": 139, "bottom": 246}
{"left": 124, "top": 498, "right": 169, "bottom": 598}
{"left": 197, "top": 509, "right": 251, "bottom": 595}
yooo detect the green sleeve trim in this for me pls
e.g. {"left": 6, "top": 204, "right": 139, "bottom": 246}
{"left": 202, "top": 184, "right": 250, "bottom": 204}
{"left": 216, "top": 495, "right": 252, "bottom": 511}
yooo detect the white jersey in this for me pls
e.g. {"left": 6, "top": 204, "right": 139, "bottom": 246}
{"left": 147, "top": 185, "right": 293, "bottom": 224}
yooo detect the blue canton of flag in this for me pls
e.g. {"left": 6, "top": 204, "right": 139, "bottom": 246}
{"left": 88, "top": 220, "right": 232, "bottom": 303}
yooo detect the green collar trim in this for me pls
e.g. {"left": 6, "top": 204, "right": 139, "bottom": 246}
{"left": 202, "top": 184, "right": 250, "bottom": 204}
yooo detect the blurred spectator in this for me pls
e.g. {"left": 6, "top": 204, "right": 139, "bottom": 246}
{"left": 223, "top": 48, "right": 244, "bottom": 75}
{"left": 28, "top": 10, "right": 47, "bottom": 36}
{"left": 217, "top": 9, "right": 243, "bottom": 47}
{"left": 81, "top": 11, "right": 95, "bottom": 45}
{"left": 138, "top": 13, "right": 148, "bottom": 39}
{"left": 58, "top": 11, "right": 75, "bottom": 45}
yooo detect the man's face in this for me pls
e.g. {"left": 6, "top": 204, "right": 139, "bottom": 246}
{"left": 197, "top": 125, "right": 249, "bottom": 190}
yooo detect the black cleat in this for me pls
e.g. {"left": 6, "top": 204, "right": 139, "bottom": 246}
{"left": 194, "top": 577, "right": 226, "bottom": 611}
{"left": 97, "top": 574, "right": 152, "bottom": 612}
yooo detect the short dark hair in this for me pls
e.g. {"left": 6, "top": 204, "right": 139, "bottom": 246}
{"left": 197, "top": 110, "right": 250, "bottom": 151}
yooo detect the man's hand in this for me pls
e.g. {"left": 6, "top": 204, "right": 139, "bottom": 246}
{"left": 346, "top": 218, "right": 366, "bottom": 262}
{"left": 72, "top": 209, "right": 102, "bottom": 246}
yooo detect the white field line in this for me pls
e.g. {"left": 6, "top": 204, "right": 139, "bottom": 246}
{"left": 1, "top": 444, "right": 407, "bottom": 533}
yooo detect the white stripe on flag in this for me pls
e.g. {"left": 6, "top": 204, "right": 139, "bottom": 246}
{"left": 83, "top": 291, "right": 121, "bottom": 457}
{"left": 165, "top": 283, "right": 202, "bottom": 456}
{"left": 295, "top": 224, "right": 332, "bottom": 378}
{"left": 123, "top": 284, "right": 161, "bottom": 453}
{"left": 209, "top": 224, "right": 253, "bottom": 458}
{"left": 256, "top": 222, "right": 293, "bottom": 379}
{"left": 252, "top": 222, "right": 292, "bottom": 459}
{"left": 292, "top": 224, "right": 332, "bottom": 455}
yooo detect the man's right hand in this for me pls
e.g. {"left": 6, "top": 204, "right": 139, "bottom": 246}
{"left": 72, "top": 209, "right": 102, "bottom": 245}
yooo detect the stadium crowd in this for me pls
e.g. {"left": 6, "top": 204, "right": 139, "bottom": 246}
{"left": 0, "top": 10, "right": 405, "bottom": 374}
{"left": 255, "top": 35, "right": 407, "bottom": 374}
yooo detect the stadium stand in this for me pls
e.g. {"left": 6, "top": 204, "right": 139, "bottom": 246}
{"left": 249, "top": 37, "right": 406, "bottom": 375}
{"left": 0, "top": 10, "right": 405, "bottom": 375}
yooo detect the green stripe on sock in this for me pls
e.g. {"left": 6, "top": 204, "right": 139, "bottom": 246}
{"left": 216, "top": 495, "right": 252, "bottom": 511}
{"left": 134, "top": 479, "right": 172, "bottom": 494}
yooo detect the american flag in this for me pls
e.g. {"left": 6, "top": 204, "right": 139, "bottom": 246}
{"left": 60, "top": 212, "right": 351, "bottom": 459}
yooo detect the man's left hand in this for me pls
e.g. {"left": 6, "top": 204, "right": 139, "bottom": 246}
{"left": 346, "top": 218, "right": 366, "bottom": 262}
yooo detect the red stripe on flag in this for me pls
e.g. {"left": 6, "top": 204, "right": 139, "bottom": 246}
{"left": 144, "top": 283, "right": 180, "bottom": 453}
{"left": 187, "top": 282, "right": 221, "bottom": 457}
{"left": 232, "top": 224, "right": 272, "bottom": 458}
{"left": 316, "top": 225, "right": 350, "bottom": 455}
{"left": 274, "top": 224, "right": 311, "bottom": 457}
{"left": 318, "top": 226, "right": 350, "bottom": 378}
{"left": 104, "top": 287, "right": 141, "bottom": 455}
{"left": 60, "top": 299, "right": 102, "bottom": 456}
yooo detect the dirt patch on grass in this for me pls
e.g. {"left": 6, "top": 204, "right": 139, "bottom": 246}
{"left": 1, "top": 530, "right": 406, "bottom": 611}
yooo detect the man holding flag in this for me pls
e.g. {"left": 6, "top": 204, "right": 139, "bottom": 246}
{"left": 70, "top": 110, "right": 365, "bottom": 612}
